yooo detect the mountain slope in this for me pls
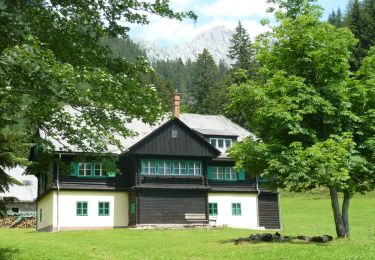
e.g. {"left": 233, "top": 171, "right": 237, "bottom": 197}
{"left": 135, "top": 26, "right": 234, "bottom": 64}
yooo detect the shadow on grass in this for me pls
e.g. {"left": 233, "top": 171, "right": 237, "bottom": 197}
{"left": 218, "top": 238, "right": 331, "bottom": 246}
{"left": 0, "top": 248, "right": 20, "bottom": 259}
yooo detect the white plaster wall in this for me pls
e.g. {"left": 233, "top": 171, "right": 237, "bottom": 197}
{"left": 208, "top": 193, "right": 258, "bottom": 229}
{"left": 57, "top": 191, "right": 128, "bottom": 229}
{"left": 37, "top": 191, "right": 55, "bottom": 230}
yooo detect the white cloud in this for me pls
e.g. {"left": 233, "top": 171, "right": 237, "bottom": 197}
{"left": 199, "top": 0, "right": 271, "bottom": 17}
{"left": 128, "top": 0, "right": 272, "bottom": 45}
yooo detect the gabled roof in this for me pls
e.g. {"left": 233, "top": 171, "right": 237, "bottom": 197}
{"left": 45, "top": 111, "right": 254, "bottom": 158}
{"left": 179, "top": 113, "right": 254, "bottom": 141}
{"left": 123, "top": 117, "right": 221, "bottom": 157}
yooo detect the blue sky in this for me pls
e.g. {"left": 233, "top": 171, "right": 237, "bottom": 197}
{"left": 129, "top": 0, "right": 350, "bottom": 46}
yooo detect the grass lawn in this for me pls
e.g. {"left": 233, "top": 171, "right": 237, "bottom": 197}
{"left": 1, "top": 192, "right": 374, "bottom": 260}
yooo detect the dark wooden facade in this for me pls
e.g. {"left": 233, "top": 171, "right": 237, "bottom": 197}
{"left": 136, "top": 189, "right": 207, "bottom": 224}
{"left": 127, "top": 120, "right": 220, "bottom": 157}
{"left": 258, "top": 192, "right": 281, "bottom": 229}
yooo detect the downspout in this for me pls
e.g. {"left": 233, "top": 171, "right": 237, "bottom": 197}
{"left": 256, "top": 174, "right": 261, "bottom": 228}
{"left": 56, "top": 153, "right": 61, "bottom": 232}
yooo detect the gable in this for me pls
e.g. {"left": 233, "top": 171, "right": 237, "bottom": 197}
{"left": 125, "top": 119, "right": 220, "bottom": 157}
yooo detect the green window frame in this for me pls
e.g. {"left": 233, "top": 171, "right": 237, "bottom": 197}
{"left": 141, "top": 160, "right": 202, "bottom": 176}
{"left": 39, "top": 208, "right": 42, "bottom": 222}
{"left": 71, "top": 161, "right": 115, "bottom": 178}
{"left": 98, "top": 202, "right": 110, "bottom": 216}
{"left": 209, "top": 203, "right": 218, "bottom": 215}
{"left": 208, "top": 166, "right": 245, "bottom": 181}
{"left": 232, "top": 203, "right": 241, "bottom": 216}
{"left": 76, "top": 201, "right": 88, "bottom": 216}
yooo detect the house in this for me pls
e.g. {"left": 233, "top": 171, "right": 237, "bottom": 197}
{"left": 1, "top": 166, "right": 37, "bottom": 215}
{"left": 35, "top": 92, "right": 280, "bottom": 231}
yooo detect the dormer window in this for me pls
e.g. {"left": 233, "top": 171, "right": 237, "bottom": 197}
{"left": 209, "top": 138, "right": 233, "bottom": 149}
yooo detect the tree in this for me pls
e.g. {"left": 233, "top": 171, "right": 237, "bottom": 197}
{"left": 189, "top": 49, "right": 224, "bottom": 114}
{"left": 228, "top": 0, "right": 374, "bottom": 238}
{"left": 345, "top": 0, "right": 366, "bottom": 70}
{"left": 227, "top": 21, "right": 255, "bottom": 81}
{"left": 328, "top": 8, "right": 343, "bottom": 27}
{"left": 0, "top": 0, "right": 196, "bottom": 192}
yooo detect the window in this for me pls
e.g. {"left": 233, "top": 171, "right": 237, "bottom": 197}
{"left": 225, "top": 167, "right": 237, "bottom": 180}
{"left": 141, "top": 160, "right": 202, "bottom": 176}
{"left": 130, "top": 202, "right": 136, "bottom": 215}
{"left": 174, "top": 161, "right": 186, "bottom": 175}
{"left": 188, "top": 162, "right": 201, "bottom": 175}
{"left": 78, "top": 163, "right": 92, "bottom": 176}
{"left": 232, "top": 203, "right": 241, "bottom": 216}
{"left": 212, "top": 167, "right": 224, "bottom": 180}
{"left": 98, "top": 202, "right": 110, "bottom": 216}
{"left": 143, "top": 161, "right": 156, "bottom": 175}
{"left": 171, "top": 130, "right": 178, "bottom": 138}
{"left": 94, "top": 163, "right": 103, "bottom": 176}
{"left": 209, "top": 203, "right": 218, "bottom": 215}
{"left": 76, "top": 202, "right": 88, "bottom": 216}
{"left": 208, "top": 166, "right": 243, "bottom": 181}
{"left": 39, "top": 208, "right": 42, "bottom": 222}
{"left": 158, "top": 161, "right": 171, "bottom": 175}
{"left": 209, "top": 138, "right": 233, "bottom": 149}
{"left": 72, "top": 162, "right": 112, "bottom": 177}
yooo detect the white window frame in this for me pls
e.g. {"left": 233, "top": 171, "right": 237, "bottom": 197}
{"left": 209, "top": 138, "right": 233, "bottom": 149}
{"left": 94, "top": 163, "right": 103, "bottom": 176}
{"left": 225, "top": 167, "right": 237, "bottom": 180}
{"left": 158, "top": 161, "right": 171, "bottom": 175}
{"left": 143, "top": 161, "right": 156, "bottom": 175}
{"left": 212, "top": 167, "right": 224, "bottom": 180}
{"left": 78, "top": 163, "right": 92, "bottom": 176}
{"left": 174, "top": 161, "right": 186, "bottom": 175}
{"left": 188, "top": 162, "right": 201, "bottom": 176}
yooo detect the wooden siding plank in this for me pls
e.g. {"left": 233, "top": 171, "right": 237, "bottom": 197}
{"left": 138, "top": 190, "right": 207, "bottom": 224}
{"left": 258, "top": 193, "right": 281, "bottom": 229}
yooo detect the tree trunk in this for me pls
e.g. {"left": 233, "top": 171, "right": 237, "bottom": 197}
{"left": 342, "top": 191, "right": 351, "bottom": 238}
{"left": 329, "top": 186, "right": 347, "bottom": 238}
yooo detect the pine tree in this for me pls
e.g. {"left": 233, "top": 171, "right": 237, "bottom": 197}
{"left": 345, "top": 0, "right": 366, "bottom": 70}
{"left": 227, "top": 22, "right": 255, "bottom": 77}
{"left": 361, "top": 0, "right": 375, "bottom": 53}
{"left": 189, "top": 49, "right": 222, "bottom": 114}
{"left": 328, "top": 10, "right": 337, "bottom": 25}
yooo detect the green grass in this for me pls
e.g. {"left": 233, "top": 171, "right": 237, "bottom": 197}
{"left": 1, "top": 192, "right": 375, "bottom": 260}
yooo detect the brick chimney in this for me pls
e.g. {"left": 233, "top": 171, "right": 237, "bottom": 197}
{"left": 172, "top": 89, "right": 181, "bottom": 118}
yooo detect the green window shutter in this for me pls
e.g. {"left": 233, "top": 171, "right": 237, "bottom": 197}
{"left": 70, "top": 161, "right": 78, "bottom": 176}
{"left": 237, "top": 170, "right": 246, "bottom": 181}
{"left": 207, "top": 166, "right": 213, "bottom": 180}
{"left": 106, "top": 161, "right": 117, "bottom": 177}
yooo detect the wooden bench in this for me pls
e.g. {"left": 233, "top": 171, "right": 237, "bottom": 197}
{"left": 185, "top": 213, "right": 209, "bottom": 226}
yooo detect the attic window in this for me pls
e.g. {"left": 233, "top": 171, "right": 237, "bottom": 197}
{"left": 209, "top": 138, "right": 233, "bottom": 149}
{"left": 171, "top": 130, "right": 178, "bottom": 138}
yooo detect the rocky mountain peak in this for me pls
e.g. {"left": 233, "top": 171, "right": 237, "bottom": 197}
{"left": 136, "top": 26, "right": 234, "bottom": 65}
